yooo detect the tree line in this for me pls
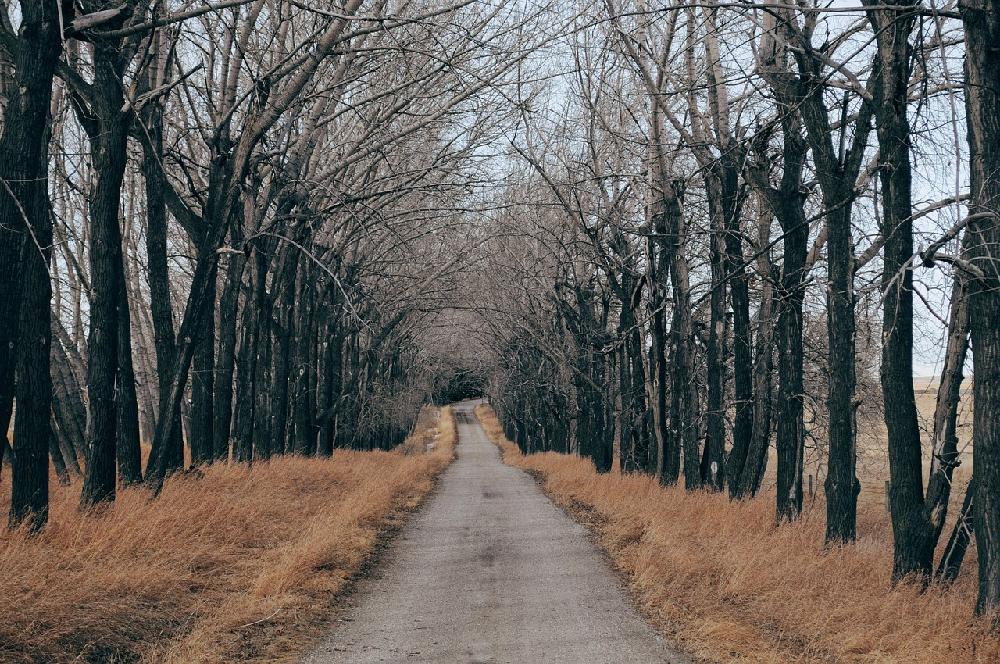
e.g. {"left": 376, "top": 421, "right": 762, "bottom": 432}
{"left": 0, "top": 1, "right": 529, "bottom": 526}
{"left": 474, "top": 0, "right": 1000, "bottom": 620}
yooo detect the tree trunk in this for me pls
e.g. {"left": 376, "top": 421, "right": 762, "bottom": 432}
{"left": 961, "top": 0, "right": 1000, "bottom": 618}
{"left": 702, "top": 169, "right": 728, "bottom": 491}
{"left": 189, "top": 256, "right": 217, "bottom": 465}
{"left": 139, "top": 92, "right": 184, "bottom": 477}
{"left": 213, "top": 237, "right": 246, "bottom": 461}
{"left": 10, "top": 157, "right": 54, "bottom": 529}
{"left": 935, "top": 479, "right": 975, "bottom": 584}
{"left": 866, "top": 0, "right": 933, "bottom": 578}
{"left": 719, "top": 155, "right": 754, "bottom": 496}
{"left": 1, "top": 2, "right": 63, "bottom": 531}
{"left": 925, "top": 251, "right": 971, "bottom": 541}
{"left": 733, "top": 207, "right": 777, "bottom": 499}
{"left": 80, "top": 42, "right": 133, "bottom": 508}
{"left": 116, "top": 273, "right": 143, "bottom": 486}
{"left": 292, "top": 261, "right": 318, "bottom": 455}
{"left": 233, "top": 246, "right": 266, "bottom": 463}
{"left": 768, "top": 115, "right": 810, "bottom": 519}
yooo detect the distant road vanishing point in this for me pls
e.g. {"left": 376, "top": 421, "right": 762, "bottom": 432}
{"left": 305, "top": 400, "right": 688, "bottom": 664}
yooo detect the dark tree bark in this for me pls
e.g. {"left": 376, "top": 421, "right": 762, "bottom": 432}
{"left": 291, "top": 261, "right": 318, "bottom": 455}
{"left": 116, "top": 274, "right": 143, "bottom": 485}
{"left": 863, "top": 0, "right": 935, "bottom": 579}
{"left": 925, "top": 251, "right": 971, "bottom": 542}
{"left": 650, "top": 130, "right": 696, "bottom": 487}
{"left": 51, "top": 333, "right": 86, "bottom": 476}
{"left": 961, "top": 0, "right": 1000, "bottom": 618}
{"left": 0, "top": 1, "right": 64, "bottom": 530}
{"left": 646, "top": 224, "right": 671, "bottom": 480}
{"left": 742, "top": 110, "right": 809, "bottom": 504}
{"left": 78, "top": 38, "right": 134, "bottom": 508}
{"left": 702, "top": 174, "right": 729, "bottom": 491}
{"left": 138, "top": 77, "right": 185, "bottom": 476}
{"left": 615, "top": 267, "right": 648, "bottom": 473}
{"left": 732, "top": 204, "right": 778, "bottom": 499}
{"left": 233, "top": 245, "right": 268, "bottom": 463}
{"left": 213, "top": 233, "right": 246, "bottom": 461}
{"left": 270, "top": 248, "right": 298, "bottom": 455}
{"left": 10, "top": 150, "right": 55, "bottom": 530}
{"left": 935, "top": 479, "right": 976, "bottom": 584}
{"left": 189, "top": 255, "right": 217, "bottom": 465}
{"left": 789, "top": 41, "right": 873, "bottom": 532}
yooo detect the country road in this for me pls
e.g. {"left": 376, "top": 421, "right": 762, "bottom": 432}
{"left": 305, "top": 401, "right": 687, "bottom": 664}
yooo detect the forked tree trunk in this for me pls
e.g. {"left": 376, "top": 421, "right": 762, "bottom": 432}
{"left": 936, "top": 480, "right": 975, "bottom": 584}
{"left": 791, "top": 48, "right": 873, "bottom": 533}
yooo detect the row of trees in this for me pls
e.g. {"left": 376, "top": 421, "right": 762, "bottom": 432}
{"left": 477, "top": 0, "right": 1000, "bottom": 618}
{"left": 0, "top": 1, "right": 528, "bottom": 528}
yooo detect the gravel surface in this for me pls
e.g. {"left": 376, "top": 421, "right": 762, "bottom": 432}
{"left": 305, "top": 400, "right": 688, "bottom": 663}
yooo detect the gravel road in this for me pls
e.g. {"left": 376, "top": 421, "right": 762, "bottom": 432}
{"left": 304, "top": 400, "right": 688, "bottom": 664}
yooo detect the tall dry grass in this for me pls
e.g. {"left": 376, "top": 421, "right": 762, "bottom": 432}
{"left": 0, "top": 406, "right": 456, "bottom": 663}
{"left": 475, "top": 404, "right": 999, "bottom": 663}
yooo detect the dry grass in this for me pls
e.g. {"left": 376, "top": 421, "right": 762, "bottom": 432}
{"left": 475, "top": 404, "right": 999, "bottom": 663}
{"left": 0, "top": 406, "right": 457, "bottom": 664}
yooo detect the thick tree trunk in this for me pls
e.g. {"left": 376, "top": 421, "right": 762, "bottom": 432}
{"left": 270, "top": 248, "right": 298, "bottom": 455}
{"left": 80, "top": 43, "right": 133, "bottom": 508}
{"left": 617, "top": 277, "right": 648, "bottom": 473}
{"left": 654, "top": 179, "right": 697, "bottom": 487}
{"left": 866, "top": 0, "right": 933, "bottom": 577}
{"left": 11, "top": 164, "right": 54, "bottom": 529}
{"left": 822, "top": 195, "right": 859, "bottom": 537}
{"left": 1, "top": 2, "right": 62, "bottom": 530}
{"left": 961, "top": 0, "right": 1000, "bottom": 618}
{"left": 646, "top": 229, "right": 671, "bottom": 479}
{"left": 766, "top": 115, "right": 810, "bottom": 518}
{"left": 792, "top": 64, "right": 870, "bottom": 533}
{"left": 719, "top": 156, "right": 754, "bottom": 496}
{"left": 317, "top": 317, "right": 343, "bottom": 457}
{"left": 51, "top": 324, "right": 86, "bottom": 473}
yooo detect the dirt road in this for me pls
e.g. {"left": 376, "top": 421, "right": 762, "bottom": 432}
{"left": 305, "top": 401, "right": 687, "bottom": 663}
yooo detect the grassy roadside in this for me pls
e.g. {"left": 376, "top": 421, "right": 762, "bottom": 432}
{"left": 0, "top": 405, "right": 457, "bottom": 664}
{"left": 474, "top": 404, "right": 999, "bottom": 663}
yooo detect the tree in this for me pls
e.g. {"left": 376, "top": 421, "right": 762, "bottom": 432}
{"left": 960, "top": 0, "right": 1000, "bottom": 619}
{"left": 0, "top": 1, "right": 65, "bottom": 530}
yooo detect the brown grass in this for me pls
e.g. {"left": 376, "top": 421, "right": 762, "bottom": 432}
{"left": 475, "top": 404, "right": 999, "bottom": 663}
{"left": 0, "top": 406, "right": 456, "bottom": 663}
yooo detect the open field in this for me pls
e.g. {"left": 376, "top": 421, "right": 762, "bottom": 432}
{"left": 757, "top": 379, "right": 975, "bottom": 513}
{"left": 476, "top": 404, "right": 998, "bottom": 663}
{"left": 0, "top": 407, "right": 456, "bottom": 663}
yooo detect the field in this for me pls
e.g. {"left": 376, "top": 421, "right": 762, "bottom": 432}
{"left": 0, "top": 407, "right": 456, "bottom": 663}
{"left": 476, "top": 403, "right": 998, "bottom": 663}
{"left": 759, "top": 378, "right": 974, "bottom": 514}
